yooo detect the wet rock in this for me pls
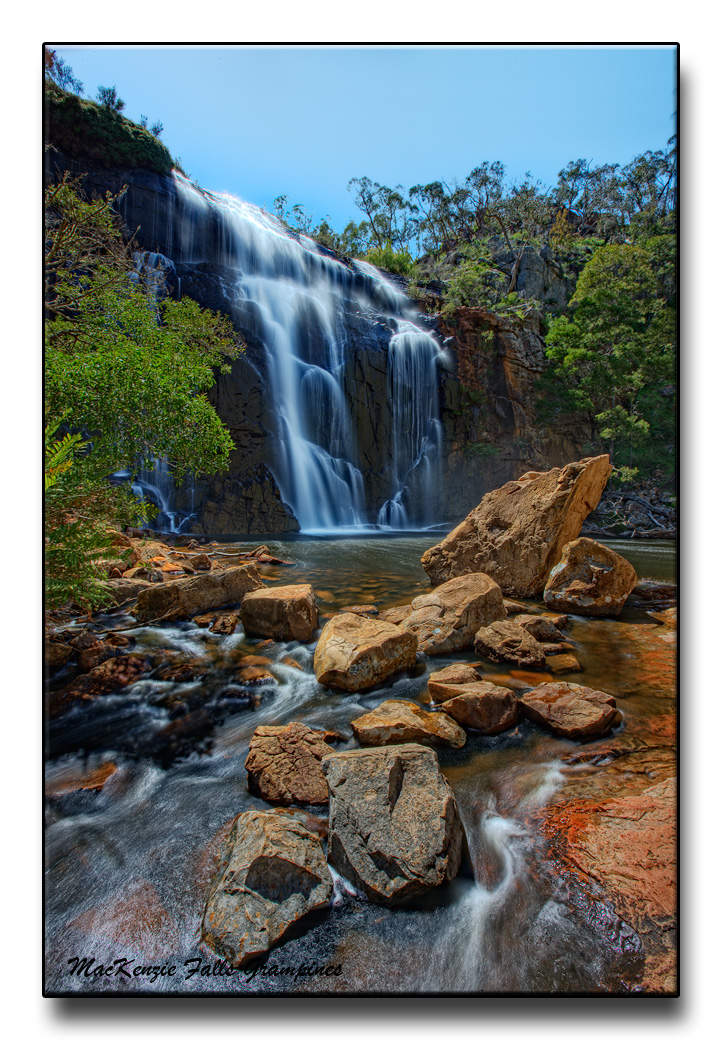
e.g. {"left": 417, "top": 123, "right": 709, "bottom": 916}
{"left": 102, "top": 576, "right": 154, "bottom": 606}
{"left": 47, "top": 653, "right": 153, "bottom": 718}
{"left": 239, "top": 584, "right": 318, "bottom": 642}
{"left": 245, "top": 721, "right": 334, "bottom": 805}
{"left": 209, "top": 612, "right": 240, "bottom": 635}
{"left": 201, "top": 810, "right": 333, "bottom": 967}
{"left": 350, "top": 699, "right": 466, "bottom": 748}
{"left": 427, "top": 662, "right": 482, "bottom": 703}
{"left": 397, "top": 572, "right": 507, "bottom": 655}
{"left": 154, "top": 657, "right": 209, "bottom": 683}
{"left": 474, "top": 620, "right": 547, "bottom": 667}
{"left": 76, "top": 642, "right": 121, "bottom": 673}
{"left": 421, "top": 455, "right": 611, "bottom": 596}
{"left": 520, "top": 681, "right": 618, "bottom": 740}
{"left": 322, "top": 744, "right": 464, "bottom": 905}
{"left": 647, "top": 607, "right": 677, "bottom": 629}
{"left": 545, "top": 653, "right": 583, "bottom": 674}
{"left": 133, "top": 563, "right": 263, "bottom": 623}
{"left": 313, "top": 613, "right": 417, "bottom": 692}
{"left": 44, "top": 640, "right": 73, "bottom": 671}
{"left": 543, "top": 537, "right": 638, "bottom": 617}
{"left": 191, "top": 553, "right": 213, "bottom": 570}
{"left": 45, "top": 760, "right": 118, "bottom": 797}
{"left": 632, "top": 579, "right": 677, "bottom": 602}
{"left": 439, "top": 684, "right": 519, "bottom": 734}
{"left": 515, "top": 614, "right": 566, "bottom": 643}
{"left": 234, "top": 666, "right": 277, "bottom": 686}
{"left": 340, "top": 604, "right": 379, "bottom": 617}
{"left": 502, "top": 598, "right": 528, "bottom": 615}
{"left": 69, "top": 880, "right": 175, "bottom": 961}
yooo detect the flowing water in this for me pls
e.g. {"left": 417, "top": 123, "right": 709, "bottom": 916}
{"left": 44, "top": 537, "right": 675, "bottom": 994}
{"left": 137, "top": 177, "right": 446, "bottom": 533}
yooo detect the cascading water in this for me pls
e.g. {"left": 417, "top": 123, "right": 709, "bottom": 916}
{"left": 135, "top": 174, "right": 446, "bottom": 534}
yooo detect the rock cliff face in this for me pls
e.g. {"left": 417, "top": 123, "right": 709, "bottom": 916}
{"left": 45, "top": 149, "right": 589, "bottom": 535}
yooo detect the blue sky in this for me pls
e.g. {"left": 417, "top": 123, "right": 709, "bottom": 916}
{"left": 50, "top": 43, "right": 676, "bottom": 232}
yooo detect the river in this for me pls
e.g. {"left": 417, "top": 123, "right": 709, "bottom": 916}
{"left": 44, "top": 535, "right": 676, "bottom": 994}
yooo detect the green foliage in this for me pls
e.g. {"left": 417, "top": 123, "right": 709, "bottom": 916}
{"left": 44, "top": 418, "right": 155, "bottom": 611}
{"left": 96, "top": 85, "right": 125, "bottom": 113}
{"left": 44, "top": 80, "right": 173, "bottom": 174}
{"left": 364, "top": 244, "right": 415, "bottom": 276}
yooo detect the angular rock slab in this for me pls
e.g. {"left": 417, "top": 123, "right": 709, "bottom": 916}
{"left": 543, "top": 537, "right": 638, "bottom": 617}
{"left": 514, "top": 614, "right": 567, "bottom": 643}
{"left": 520, "top": 681, "right": 619, "bottom": 741}
{"left": 201, "top": 810, "right": 333, "bottom": 967}
{"left": 240, "top": 583, "right": 318, "bottom": 642}
{"left": 421, "top": 455, "right": 612, "bottom": 596}
{"left": 397, "top": 573, "right": 506, "bottom": 655}
{"left": 313, "top": 613, "right": 417, "bottom": 692}
{"left": 245, "top": 721, "right": 333, "bottom": 805}
{"left": 440, "top": 683, "right": 519, "bottom": 734}
{"left": 322, "top": 744, "right": 463, "bottom": 904}
{"left": 133, "top": 564, "right": 263, "bottom": 623}
{"left": 427, "top": 662, "right": 483, "bottom": 703}
{"left": 474, "top": 620, "right": 547, "bottom": 667}
{"left": 350, "top": 699, "right": 466, "bottom": 748}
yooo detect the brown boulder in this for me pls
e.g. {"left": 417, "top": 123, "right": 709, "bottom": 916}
{"left": 245, "top": 721, "right": 334, "bottom": 805}
{"left": 46, "top": 654, "right": 153, "bottom": 719}
{"left": 313, "top": 613, "right": 417, "bottom": 692}
{"left": 427, "top": 662, "right": 482, "bottom": 703}
{"left": 421, "top": 455, "right": 612, "bottom": 596}
{"left": 397, "top": 573, "right": 506, "bottom": 655}
{"left": 350, "top": 699, "right": 466, "bottom": 748}
{"left": 44, "top": 641, "right": 73, "bottom": 671}
{"left": 322, "top": 744, "right": 463, "bottom": 904}
{"left": 543, "top": 537, "right": 638, "bottom": 617}
{"left": 209, "top": 613, "right": 240, "bottom": 635}
{"left": 101, "top": 577, "right": 154, "bottom": 606}
{"left": 133, "top": 564, "right": 263, "bottom": 623}
{"left": 239, "top": 584, "right": 318, "bottom": 642}
{"left": 514, "top": 614, "right": 566, "bottom": 643}
{"left": 201, "top": 810, "right": 333, "bottom": 967}
{"left": 474, "top": 620, "right": 547, "bottom": 667}
{"left": 520, "top": 681, "right": 618, "bottom": 740}
{"left": 545, "top": 653, "right": 583, "bottom": 674}
{"left": 440, "top": 684, "right": 519, "bottom": 734}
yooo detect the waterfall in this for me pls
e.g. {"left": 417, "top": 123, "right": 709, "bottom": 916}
{"left": 134, "top": 174, "right": 446, "bottom": 534}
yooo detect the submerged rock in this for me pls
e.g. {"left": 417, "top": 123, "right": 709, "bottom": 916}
{"left": 201, "top": 810, "right": 333, "bottom": 967}
{"left": 322, "top": 744, "right": 463, "bottom": 904}
{"left": 397, "top": 573, "right": 506, "bottom": 655}
{"left": 474, "top": 620, "right": 547, "bottom": 667}
{"left": 350, "top": 699, "right": 466, "bottom": 748}
{"left": 245, "top": 721, "right": 334, "bottom": 805}
{"left": 133, "top": 563, "right": 264, "bottom": 623}
{"left": 421, "top": 455, "right": 612, "bottom": 596}
{"left": 239, "top": 584, "right": 318, "bottom": 642}
{"left": 313, "top": 613, "right": 417, "bottom": 692}
{"left": 543, "top": 537, "right": 638, "bottom": 617}
{"left": 520, "top": 681, "right": 619, "bottom": 740}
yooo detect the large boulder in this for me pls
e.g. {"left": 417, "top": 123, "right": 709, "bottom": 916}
{"left": 350, "top": 699, "right": 466, "bottom": 748}
{"left": 474, "top": 620, "right": 547, "bottom": 667}
{"left": 239, "top": 584, "right": 318, "bottom": 642}
{"left": 439, "top": 684, "right": 519, "bottom": 734}
{"left": 201, "top": 810, "right": 333, "bottom": 967}
{"left": 520, "top": 681, "right": 619, "bottom": 740}
{"left": 397, "top": 573, "right": 506, "bottom": 655}
{"left": 244, "top": 721, "right": 333, "bottom": 805}
{"left": 313, "top": 613, "right": 417, "bottom": 692}
{"left": 133, "top": 564, "right": 263, "bottom": 623}
{"left": 421, "top": 455, "right": 612, "bottom": 596}
{"left": 322, "top": 744, "right": 464, "bottom": 904}
{"left": 543, "top": 537, "right": 638, "bottom": 617}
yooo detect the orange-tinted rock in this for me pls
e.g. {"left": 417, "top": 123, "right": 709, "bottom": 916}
{"left": 421, "top": 455, "right": 612, "bottom": 596}
{"left": 515, "top": 614, "right": 566, "bottom": 643}
{"left": 398, "top": 573, "right": 507, "bottom": 655}
{"left": 521, "top": 681, "right": 617, "bottom": 740}
{"left": 474, "top": 620, "right": 546, "bottom": 667}
{"left": 427, "top": 662, "right": 482, "bottom": 703}
{"left": 191, "top": 553, "right": 213, "bottom": 570}
{"left": 350, "top": 699, "right": 466, "bottom": 748}
{"left": 313, "top": 613, "right": 417, "bottom": 692}
{"left": 209, "top": 612, "right": 239, "bottom": 635}
{"left": 377, "top": 604, "right": 412, "bottom": 624}
{"left": 47, "top": 654, "right": 153, "bottom": 718}
{"left": 543, "top": 537, "right": 637, "bottom": 617}
{"left": 239, "top": 583, "right": 318, "bottom": 642}
{"left": 245, "top": 721, "right": 334, "bottom": 805}
{"left": 440, "top": 684, "right": 518, "bottom": 734}
{"left": 133, "top": 563, "right": 263, "bottom": 623}
{"left": 545, "top": 653, "right": 583, "bottom": 674}
{"left": 45, "top": 760, "right": 118, "bottom": 797}
{"left": 44, "top": 640, "right": 73, "bottom": 671}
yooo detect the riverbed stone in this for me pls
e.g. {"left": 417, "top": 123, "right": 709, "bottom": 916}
{"left": 427, "top": 662, "right": 482, "bottom": 703}
{"left": 520, "top": 681, "right": 618, "bottom": 740}
{"left": 474, "top": 620, "right": 547, "bottom": 667}
{"left": 201, "top": 810, "right": 333, "bottom": 967}
{"left": 133, "top": 563, "right": 264, "bottom": 623}
{"left": 313, "top": 613, "right": 417, "bottom": 692}
{"left": 421, "top": 455, "right": 612, "bottom": 596}
{"left": 545, "top": 653, "right": 583, "bottom": 674}
{"left": 239, "top": 584, "right": 318, "bottom": 642}
{"left": 322, "top": 744, "right": 464, "bottom": 904}
{"left": 397, "top": 573, "right": 507, "bottom": 655}
{"left": 245, "top": 721, "right": 334, "bottom": 805}
{"left": 514, "top": 614, "right": 567, "bottom": 643}
{"left": 439, "top": 684, "right": 519, "bottom": 734}
{"left": 543, "top": 537, "right": 638, "bottom": 617}
{"left": 350, "top": 699, "right": 466, "bottom": 748}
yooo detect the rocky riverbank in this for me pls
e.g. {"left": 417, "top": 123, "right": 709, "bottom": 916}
{"left": 44, "top": 457, "right": 676, "bottom": 994}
